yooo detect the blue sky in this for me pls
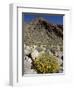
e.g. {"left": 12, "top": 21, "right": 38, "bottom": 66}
{"left": 23, "top": 13, "right": 63, "bottom": 25}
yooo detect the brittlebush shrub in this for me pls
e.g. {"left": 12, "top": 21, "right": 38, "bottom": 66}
{"left": 33, "top": 53, "right": 60, "bottom": 73}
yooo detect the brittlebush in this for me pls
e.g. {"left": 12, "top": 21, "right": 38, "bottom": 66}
{"left": 33, "top": 53, "right": 60, "bottom": 73}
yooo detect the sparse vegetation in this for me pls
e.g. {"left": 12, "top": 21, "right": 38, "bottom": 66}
{"left": 24, "top": 18, "right": 63, "bottom": 46}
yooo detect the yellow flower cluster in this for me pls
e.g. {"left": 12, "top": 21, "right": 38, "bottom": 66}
{"left": 33, "top": 53, "right": 60, "bottom": 73}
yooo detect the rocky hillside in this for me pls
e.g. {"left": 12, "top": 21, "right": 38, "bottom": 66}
{"left": 24, "top": 17, "right": 63, "bottom": 47}
{"left": 23, "top": 17, "right": 63, "bottom": 74}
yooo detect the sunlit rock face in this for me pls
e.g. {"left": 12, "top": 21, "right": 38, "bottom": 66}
{"left": 31, "top": 49, "right": 39, "bottom": 60}
{"left": 24, "top": 55, "right": 37, "bottom": 74}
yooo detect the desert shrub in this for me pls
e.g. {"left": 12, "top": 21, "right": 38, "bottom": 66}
{"left": 32, "top": 52, "right": 60, "bottom": 73}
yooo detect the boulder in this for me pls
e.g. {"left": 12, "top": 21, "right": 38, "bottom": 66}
{"left": 31, "top": 49, "right": 39, "bottom": 60}
{"left": 24, "top": 56, "right": 32, "bottom": 69}
{"left": 24, "top": 45, "right": 31, "bottom": 55}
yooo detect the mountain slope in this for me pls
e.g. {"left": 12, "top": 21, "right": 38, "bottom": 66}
{"left": 24, "top": 17, "right": 63, "bottom": 47}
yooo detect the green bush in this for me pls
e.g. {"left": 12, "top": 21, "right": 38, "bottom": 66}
{"left": 32, "top": 52, "right": 60, "bottom": 73}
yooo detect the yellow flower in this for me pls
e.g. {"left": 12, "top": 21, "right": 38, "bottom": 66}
{"left": 32, "top": 52, "right": 61, "bottom": 73}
